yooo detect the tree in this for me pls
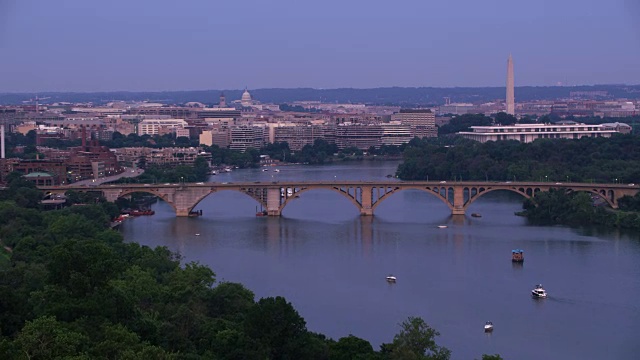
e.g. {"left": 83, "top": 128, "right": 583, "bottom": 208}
{"left": 480, "top": 355, "right": 504, "bottom": 360}
{"left": 244, "top": 296, "right": 309, "bottom": 359}
{"left": 387, "top": 317, "right": 451, "bottom": 360}
{"left": 14, "top": 316, "right": 86, "bottom": 359}
{"left": 494, "top": 112, "right": 517, "bottom": 125}
{"left": 330, "top": 335, "right": 375, "bottom": 360}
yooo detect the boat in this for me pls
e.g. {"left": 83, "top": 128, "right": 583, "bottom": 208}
{"left": 512, "top": 249, "right": 524, "bottom": 263}
{"left": 273, "top": 169, "right": 280, "bottom": 173}
{"left": 484, "top": 321, "right": 494, "bottom": 332}
{"left": 189, "top": 210, "right": 203, "bottom": 217}
{"left": 130, "top": 209, "right": 155, "bottom": 216}
{"left": 386, "top": 275, "right": 397, "bottom": 283}
{"left": 262, "top": 168, "right": 269, "bottom": 172}
{"left": 195, "top": 233, "right": 200, "bottom": 236}
{"left": 437, "top": 225, "right": 448, "bottom": 229}
{"left": 531, "top": 284, "right": 547, "bottom": 298}
{"left": 256, "top": 211, "right": 267, "bottom": 217}
{"left": 471, "top": 213, "right": 482, "bottom": 218}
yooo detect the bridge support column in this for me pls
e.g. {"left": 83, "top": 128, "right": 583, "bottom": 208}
{"left": 266, "top": 188, "right": 282, "bottom": 216}
{"left": 360, "top": 186, "right": 373, "bottom": 216}
{"left": 176, "top": 208, "right": 191, "bottom": 217}
{"left": 452, "top": 186, "right": 465, "bottom": 215}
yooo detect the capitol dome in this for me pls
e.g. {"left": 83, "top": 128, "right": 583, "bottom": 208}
{"left": 241, "top": 89, "right": 252, "bottom": 105}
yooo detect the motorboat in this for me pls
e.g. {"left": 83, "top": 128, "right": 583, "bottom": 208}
{"left": 386, "top": 275, "right": 397, "bottom": 283}
{"left": 195, "top": 233, "right": 201, "bottom": 236}
{"left": 437, "top": 225, "right": 448, "bottom": 229}
{"left": 531, "top": 284, "right": 547, "bottom": 298}
{"left": 484, "top": 321, "right": 494, "bottom": 332}
{"left": 273, "top": 169, "right": 280, "bottom": 173}
{"left": 512, "top": 249, "right": 524, "bottom": 263}
{"left": 471, "top": 213, "right": 482, "bottom": 218}
{"left": 262, "top": 168, "right": 269, "bottom": 172}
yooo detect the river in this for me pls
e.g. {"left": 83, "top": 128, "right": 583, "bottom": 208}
{"left": 119, "top": 161, "right": 640, "bottom": 360}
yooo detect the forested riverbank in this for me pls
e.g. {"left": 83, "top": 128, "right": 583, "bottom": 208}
{"left": 0, "top": 176, "right": 502, "bottom": 359}
{"left": 396, "top": 135, "right": 640, "bottom": 229}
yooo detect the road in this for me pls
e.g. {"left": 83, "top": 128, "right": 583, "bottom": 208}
{"left": 72, "top": 167, "right": 144, "bottom": 186}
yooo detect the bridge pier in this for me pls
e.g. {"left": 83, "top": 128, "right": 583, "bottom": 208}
{"left": 266, "top": 188, "right": 282, "bottom": 216}
{"left": 360, "top": 186, "right": 373, "bottom": 216}
{"left": 452, "top": 187, "right": 465, "bottom": 215}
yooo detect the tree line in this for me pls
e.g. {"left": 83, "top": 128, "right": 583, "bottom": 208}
{"left": 396, "top": 134, "right": 640, "bottom": 184}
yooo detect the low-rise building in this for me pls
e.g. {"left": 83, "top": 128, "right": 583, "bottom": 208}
{"left": 458, "top": 123, "right": 624, "bottom": 143}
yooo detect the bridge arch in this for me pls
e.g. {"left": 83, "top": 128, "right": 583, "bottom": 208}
{"left": 462, "top": 187, "right": 532, "bottom": 210}
{"left": 115, "top": 188, "right": 179, "bottom": 213}
{"left": 189, "top": 189, "right": 267, "bottom": 214}
{"left": 278, "top": 186, "right": 364, "bottom": 214}
{"left": 370, "top": 186, "right": 454, "bottom": 212}
{"left": 566, "top": 188, "right": 616, "bottom": 208}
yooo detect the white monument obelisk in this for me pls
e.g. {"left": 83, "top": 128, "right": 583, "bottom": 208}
{"left": 506, "top": 54, "right": 515, "bottom": 115}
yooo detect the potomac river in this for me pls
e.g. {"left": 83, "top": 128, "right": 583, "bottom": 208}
{"left": 119, "top": 161, "right": 640, "bottom": 360}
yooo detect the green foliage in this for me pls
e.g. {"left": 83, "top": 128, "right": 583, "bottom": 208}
{"left": 438, "top": 114, "right": 493, "bottom": 135}
{"left": 0, "top": 189, "right": 489, "bottom": 358}
{"left": 384, "top": 317, "right": 451, "bottom": 360}
{"left": 397, "top": 134, "right": 640, "bottom": 183}
{"left": 519, "top": 188, "right": 640, "bottom": 229}
{"left": 480, "top": 354, "right": 505, "bottom": 360}
{"left": 330, "top": 335, "right": 375, "bottom": 360}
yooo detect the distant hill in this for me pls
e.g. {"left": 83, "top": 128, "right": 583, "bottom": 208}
{"left": 1, "top": 85, "right": 638, "bottom": 107}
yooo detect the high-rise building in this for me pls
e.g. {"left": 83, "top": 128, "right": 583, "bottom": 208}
{"left": 390, "top": 109, "right": 437, "bottom": 138}
{"left": 506, "top": 54, "right": 515, "bottom": 115}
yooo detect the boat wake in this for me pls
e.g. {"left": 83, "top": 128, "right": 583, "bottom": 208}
{"left": 547, "top": 296, "right": 640, "bottom": 312}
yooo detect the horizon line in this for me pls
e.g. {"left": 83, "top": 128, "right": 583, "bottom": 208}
{"left": 1, "top": 83, "right": 638, "bottom": 95}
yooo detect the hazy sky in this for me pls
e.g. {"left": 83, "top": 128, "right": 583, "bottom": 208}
{"left": 0, "top": 0, "right": 638, "bottom": 92}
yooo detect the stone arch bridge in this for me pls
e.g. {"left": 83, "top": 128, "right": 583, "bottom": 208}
{"left": 40, "top": 181, "right": 640, "bottom": 217}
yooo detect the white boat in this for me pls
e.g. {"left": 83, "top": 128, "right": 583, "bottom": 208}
{"left": 531, "top": 284, "right": 547, "bottom": 298}
{"left": 262, "top": 168, "right": 269, "bottom": 172}
{"left": 386, "top": 275, "right": 397, "bottom": 283}
{"left": 437, "top": 225, "right": 448, "bottom": 229}
{"left": 195, "top": 233, "right": 201, "bottom": 236}
{"left": 484, "top": 321, "right": 494, "bottom": 332}
{"left": 273, "top": 169, "right": 280, "bottom": 173}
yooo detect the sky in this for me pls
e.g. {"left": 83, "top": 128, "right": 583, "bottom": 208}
{"left": 0, "top": 0, "right": 638, "bottom": 92}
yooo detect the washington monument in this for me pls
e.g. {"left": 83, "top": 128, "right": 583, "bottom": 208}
{"left": 506, "top": 54, "right": 515, "bottom": 115}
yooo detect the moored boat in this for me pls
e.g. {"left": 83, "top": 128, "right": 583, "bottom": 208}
{"left": 484, "top": 321, "right": 494, "bottom": 332}
{"left": 531, "top": 284, "right": 547, "bottom": 298}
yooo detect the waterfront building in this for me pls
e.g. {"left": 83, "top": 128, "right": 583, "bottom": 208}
{"left": 273, "top": 125, "right": 325, "bottom": 151}
{"left": 458, "top": 123, "right": 624, "bottom": 143}
{"left": 381, "top": 122, "right": 413, "bottom": 146}
{"left": 391, "top": 109, "right": 437, "bottom": 138}
{"left": 334, "top": 123, "right": 383, "bottom": 150}
{"left": 229, "top": 125, "right": 265, "bottom": 152}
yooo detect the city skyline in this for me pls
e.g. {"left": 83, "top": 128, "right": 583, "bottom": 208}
{"left": 1, "top": 0, "right": 639, "bottom": 92}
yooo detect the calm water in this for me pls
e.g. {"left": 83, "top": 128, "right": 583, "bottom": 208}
{"left": 120, "top": 161, "right": 640, "bottom": 360}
